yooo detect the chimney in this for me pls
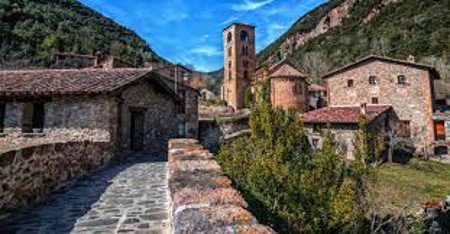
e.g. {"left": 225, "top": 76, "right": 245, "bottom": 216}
{"left": 407, "top": 55, "right": 415, "bottom": 63}
{"left": 360, "top": 103, "right": 367, "bottom": 115}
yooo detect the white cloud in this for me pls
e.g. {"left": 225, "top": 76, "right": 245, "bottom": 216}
{"left": 220, "top": 16, "right": 239, "bottom": 26}
{"left": 189, "top": 46, "right": 222, "bottom": 57}
{"left": 231, "top": 0, "right": 276, "bottom": 11}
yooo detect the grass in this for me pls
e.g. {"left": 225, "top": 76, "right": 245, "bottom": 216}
{"left": 368, "top": 158, "right": 450, "bottom": 215}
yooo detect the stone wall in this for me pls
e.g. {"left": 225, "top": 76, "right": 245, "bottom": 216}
{"left": 167, "top": 139, "right": 275, "bottom": 233}
{"left": 0, "top": 141, "right": 114, "bottom": 215}
{"left": 118, "top": 80, "right": 179, "bottom": 153}
{"left": 326, "top": 60, "right": 435, "bottom": 150}
{"left": 199, "top": 114, "right": 249, "bottom": 153}
{"left": 271, "top": 77, "right": 309, "bottom": 112}
{"left": 0, "top": 97, "right": 115, "bottom": 149}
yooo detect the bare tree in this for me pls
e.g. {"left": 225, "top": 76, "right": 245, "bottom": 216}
{"left": 300, "top": 51, "right": 330, "bottom": 83}
{"left": 385, "top": 124, "right": 413, "bottom": 163}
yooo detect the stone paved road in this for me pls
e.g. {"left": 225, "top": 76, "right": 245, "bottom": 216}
{"left": 0, "top": 154, "right": 171, "bottom": 234}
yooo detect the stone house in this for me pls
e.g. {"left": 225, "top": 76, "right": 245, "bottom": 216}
{"left": 323, "top": 55, "right": 440, "bottom": 152}
{"left": 300, "top": 104, "right": 396, "bottom": 159}
{"left": 254, "top": 60, "right": 310, "bottom": 112}
{"left": 269, "top": 60, "right": 309, "bottom": 112}
{"left": 0, "top": 68, "right": 198, "bottom": 154}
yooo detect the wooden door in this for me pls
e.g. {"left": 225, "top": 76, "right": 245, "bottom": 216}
{"left": 435, "top": 121, "right": 446, "bottom": 141}
{"left": 130, "top": 111, "right": 144, "bottom": 151}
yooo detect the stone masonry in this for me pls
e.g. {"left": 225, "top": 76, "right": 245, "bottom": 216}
{"left": 0, "top": 141, "right": 113, "bottom": 215}
{"left": 221, "top": 23, "right": 256, "bottom": 110}
{"left": 325, "top": 57, "right": 436, "bottom": 150}
{"left": 0, "top": 152, "right": 171, "bottom": 233}
{"left": 168, "top": 139, "right": 275, "bottom": 233}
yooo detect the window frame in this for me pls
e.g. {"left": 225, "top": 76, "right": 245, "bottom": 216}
{"left": 397, "top": 75, "right": 406, "bottom": 85}
{"left": 240, "top": 30, "right": 249, "bottom": 42}
{"left": 369, "top": 75, "right": 378, "bottom": 86}
{"left": 227, "top": 32, "right": 232, "bottom": 43}
{"left": 347, "top": 79, "right": 354, "bottom": 88}
{"left": 371, "top": 97, "right": 379, "bottom": 104}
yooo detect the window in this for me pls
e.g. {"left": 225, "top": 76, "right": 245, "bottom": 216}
{"left": 347, "top": 79, "right": 354, "bottom": 88}
{"left": 227, "top": 32, "right": 232, "bottom": 43}
{"left": 22, "top": 103, "right": 45, "bottom": 133}
{"left": 240, "top": 30, "right": 249, "bottom": 42}
{"left": 242, "top": 46, "right": 249, "bottom": 56}
{"left": 312, "top": 138, "right": 319, "bottom": 149}
{"left": 397, "top": 75, "right": 406, "bottom": 85}
{"left": 435, "top": 121, "right": 446, "bottom": 141}
{"left": 0, "top": 103, "right": 5, "bottom": 133}
{"left": 243, "top": 71, "right": 249, "bottom": 80}
{"left": 177, "top": 122, "right": 186, "bottom": 138}
{"left": 228, "top": 71, "right": 232, "bottom": 81}
{"left": 243, "top": 60, "right": 249, "bottom": 68}
{"left": 177, "top": 90, "right": 186, "bottom": 114}
{"left": 228, "top": 47, "right": 232, "bottom": 57}
{"left": 399, "top": 120, "right": 411, "bottom": 138}
{"left": 369, "top": 76, "right": 378, "bottom": 85}
{"left": 228, "top": 61, "right": 232, "bottom": 69}
{"left": 371, "top": 97, "right": 379, "bottom": 104}
{"left": 313, "top": 124, "right": 322, "bottom": 133}
{"left": 293, "top": 83, "right": 303, "bottom": 95}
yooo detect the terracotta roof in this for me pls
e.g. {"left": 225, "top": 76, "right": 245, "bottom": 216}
{"left": 270, "top": 60, "right": 308, "bottom": 78}
{"left": 300, "top": 105, "right": 392, "bottom": 124}
{"left": 308, "top": 83, "right": 326, "bottom": 92}
{"left": 323, "top": 55, "right": 436, "bottom": 79}
{"left": 223, "top": 22, "right": 255, "bottom": 31}
{"left": 0, "top": 68, "right": 178, "bottom": 98}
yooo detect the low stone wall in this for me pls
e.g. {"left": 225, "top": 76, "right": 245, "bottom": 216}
{"left": 168, "top": 139, "right": 275, "bottom": 233}
{"left": 0, "top": 141, "right": 114, "bottom": 215}
{"left": 199, "top": 114, "right": 249, "bottom": 153}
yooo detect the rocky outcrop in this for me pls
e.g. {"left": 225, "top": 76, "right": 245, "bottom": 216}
{"left": 0, "top": 141, "right": 114, "bottom": 215}
{"left": 168, "top": 139, "right": 275, "bottom": 233}
{"left": 278, "top": 0, "right": 357, "bottom": 59}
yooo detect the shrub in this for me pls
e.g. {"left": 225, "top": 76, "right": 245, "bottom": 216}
{"left": 218, "top": 99, "right": 367, "bottom": 233}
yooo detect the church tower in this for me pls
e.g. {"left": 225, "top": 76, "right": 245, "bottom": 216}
{"left": 221, "top": 23, "right": 255, "bottom": 110}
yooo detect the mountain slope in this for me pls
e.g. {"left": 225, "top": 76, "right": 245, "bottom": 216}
{"left": 257, "top": 0, "right": 450, "bottom": 97}
{"left": 0, "top": 0, "right": 165, "bottom": 69}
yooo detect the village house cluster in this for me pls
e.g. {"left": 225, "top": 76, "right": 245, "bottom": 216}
{"left": 221, "top": 23, "right": 449, "bottom": 158}
{"left": 0, "top": 59, "right": 198, "bottom": 154}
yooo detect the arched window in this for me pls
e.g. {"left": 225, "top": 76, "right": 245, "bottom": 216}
{"left": 240, "top": 30, "right": 249, "bottom": 42}
{"left": 227, "top": 32, "right": 232, "bottom": 43}
{"left": 369, "top": 76, "right": 378, "bottom": 85}
{"left": 228, "top": 47, "right": 232, "bottom": 57}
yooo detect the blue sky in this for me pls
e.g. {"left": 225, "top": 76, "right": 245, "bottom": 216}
{"left": 79, "top": 0, "right": 326, "bottom": 72}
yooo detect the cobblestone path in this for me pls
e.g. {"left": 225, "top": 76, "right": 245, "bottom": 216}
{"left": 0, "top": 154, "right": 171, "bottom": 234}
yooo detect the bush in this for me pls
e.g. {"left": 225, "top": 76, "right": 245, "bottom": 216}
{"left": 218, "top": 99, "right": 367, "bottom": 233}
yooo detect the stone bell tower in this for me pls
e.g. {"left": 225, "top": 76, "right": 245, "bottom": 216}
{"left": 221, "top": 23, "right": 255, "bottom": 110}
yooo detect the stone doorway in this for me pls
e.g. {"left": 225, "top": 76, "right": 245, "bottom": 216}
{"left": 130, "top": 110, "right": 145, "bottom": 151}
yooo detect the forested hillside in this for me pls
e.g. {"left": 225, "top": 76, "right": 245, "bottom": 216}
{"left": 0, "top": 0, "right": 164, "bottom": 69}
{"left": 258, "top": 0, "right": 449, "bottom": 97}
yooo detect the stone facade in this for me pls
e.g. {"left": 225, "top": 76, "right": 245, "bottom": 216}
{"left": 325, "top": 58, "right": 436, "bottom": 150}
{"left": 271, "top": 77, "right": 309, "bottom": 112}
{"left": 168, "top": 139, "right": 275, "bottom": 233}
{"left": 0, "top": 97, "right": 115, "bottom": 149}
{"left": 0, "top": 76, "right": 198, "bottom": 154}
{"left": 0, "top": 141, "right": 114, "bottom": 214}
{"left": 221, "top": 23, "right": 256, "bottom": 110}
{"left": 160, "top": 77, "right": 199, "bottom": 139}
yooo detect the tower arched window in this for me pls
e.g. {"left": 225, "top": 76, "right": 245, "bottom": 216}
{"left": 227, "top": 32, "right": 232, "bottom": 43}
{"left": 240, "top": 30, "right": 249, "bottom": 42}
{"left": 243, "top": 71, "right": 249, "bottom": 80}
